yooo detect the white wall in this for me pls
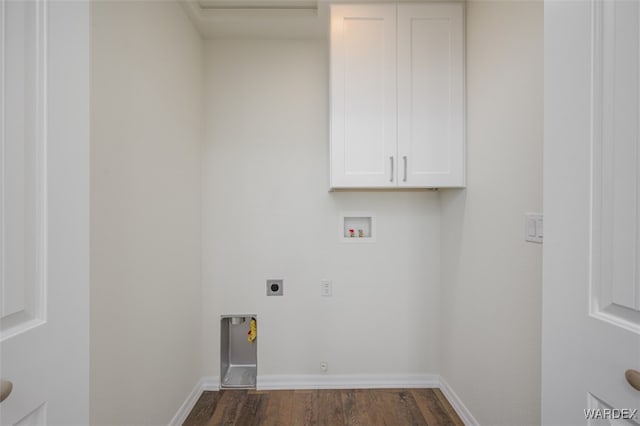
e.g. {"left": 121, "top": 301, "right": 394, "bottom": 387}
{"left": 439, "top": 2, "right": 543, "bottom": 425}
{"left": 90, "top": 2, "right": 203, "bottom": 424}
{"left": 202, "top": 40, "right": 441, "bottom": 380}
{"left": 87, "top": 2, "right": 543, "bottom": 422}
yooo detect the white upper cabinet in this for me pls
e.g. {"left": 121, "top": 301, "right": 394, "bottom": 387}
{"left": 330, "top": 3, "right": 465, "bottom": 189}
{"left": 397, "top": 3, "right": 465, "bottom": 188}
{"left": 330, "top": 4, "right": 397, "bottom": 188}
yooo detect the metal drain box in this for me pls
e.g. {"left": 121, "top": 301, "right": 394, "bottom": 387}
{"left": 220, "top": 315, "right": 257, "bottom": 389}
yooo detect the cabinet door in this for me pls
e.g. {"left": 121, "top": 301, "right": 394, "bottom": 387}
{"left": 397, "top": 3, "right": 465, "bottom": 187}
{"left": 330, "top": 4, "right": 397, "bottom": 188}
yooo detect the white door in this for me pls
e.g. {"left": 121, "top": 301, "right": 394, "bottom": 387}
{"left": 330, "top": 4, "right": 397, "bottom": 189}
{"left": 543, "top": 0, "right": 640, "bottom": 424}
{"left": 0, "top": 0, "right": 89, "bottom": 424}
{"left": 397, "top": 3, "right": 464, "bottom": 188}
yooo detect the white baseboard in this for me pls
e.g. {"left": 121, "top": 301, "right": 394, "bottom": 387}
{"left": 257, "top": 373, "right": 439, "bottom": 390}
{"left": 201, "top": 376, "right": 220, "bottom": 391}
{"left": 168, "top": 376, "right": 219, "bottom": 426}
{"left": 439, "top": 376, "right": 479, "bottom": 426}
{"left": 169, "top": 374, "right": 476, "bottom": 426}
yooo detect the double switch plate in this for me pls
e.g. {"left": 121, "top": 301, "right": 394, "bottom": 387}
{"left": 525, "top": 213, "right": 543, "bottom": 244}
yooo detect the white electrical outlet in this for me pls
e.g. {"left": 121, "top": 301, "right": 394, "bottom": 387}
{"left": 320, "top": 279, "right": 332, "bottom": 297}
{"left": 320, "top": 362, "right": 328, "bottom": 372}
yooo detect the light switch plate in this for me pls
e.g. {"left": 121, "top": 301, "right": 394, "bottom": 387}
{"left": 525, "top": 213, "right": 543, "bottom": 243}
{"left": 320, "top": 279, "right": 332, "bottom": 297}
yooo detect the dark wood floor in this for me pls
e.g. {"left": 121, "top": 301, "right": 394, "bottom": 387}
{"left": 183, "top": 388, "right": 464, "bottom": 426}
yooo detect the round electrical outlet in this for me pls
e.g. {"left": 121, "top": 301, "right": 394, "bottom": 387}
{"left": 266, "top": 279, "right": 284, "bottom": 296}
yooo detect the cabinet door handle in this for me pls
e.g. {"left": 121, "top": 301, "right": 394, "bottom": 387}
{"left": 390, "top": 156, "right": 394, "bottom": 182}
{"left": 403, "top": 156, "right": 408, "bottom": 182}
{"left": 626, "top": 369, "right": 640, "bottom": 391}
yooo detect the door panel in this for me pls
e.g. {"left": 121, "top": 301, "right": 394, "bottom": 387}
{"left": 0, "top": 0, "right": 89, "bottom": 423}
{"left": 592, "top": 0, "right": 640, "bottom": 335}
{"left": 589, "top": 0, "right": 640, "bottom": 416}
{"left": 1, "top": 0, "right": 47, "bottom": 340}
{"left": 543, "top": 0, "right": 640, "bottom": 423}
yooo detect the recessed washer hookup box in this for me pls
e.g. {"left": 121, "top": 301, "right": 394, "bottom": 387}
{"left": 220, "top": 315, "right": 257, "bottom": 389}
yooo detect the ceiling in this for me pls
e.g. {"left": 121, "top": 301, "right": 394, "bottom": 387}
{"left": 180, "top": 0, "right": 329, "bottom": 39}
{"left": 181, "top": 0, "right": 463, "bottom": 40}
{"left": 197, "top": 0, "right": 318, "bottom": 9}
